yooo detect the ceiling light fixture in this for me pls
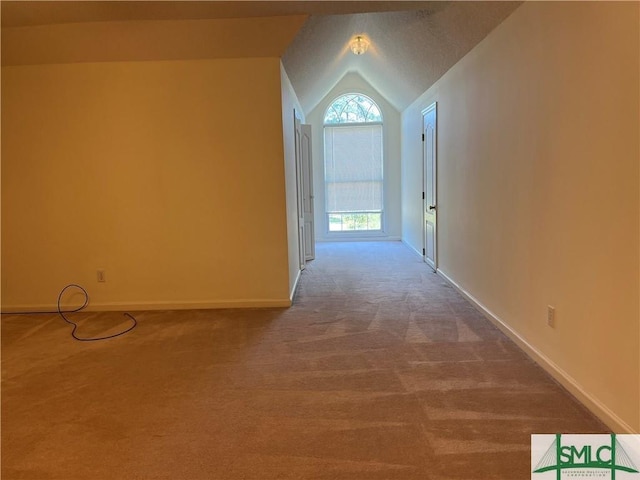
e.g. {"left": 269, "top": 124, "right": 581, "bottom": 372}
{"left": 350, "top": 35, "right": 369, "bottom": 55}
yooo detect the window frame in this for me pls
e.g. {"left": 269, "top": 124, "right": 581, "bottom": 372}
{"left": 323, "top": 93, "right": 383, "bottom": 125}
{"left": 323, "top": 93, "right": 385, "bottom": 235}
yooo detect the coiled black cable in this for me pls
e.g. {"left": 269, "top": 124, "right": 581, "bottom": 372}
{"left": 2, "top": 284, "right": 137, "bottom": 342}
{"left": 57, "top": 284, "right": 137, "bottom": 341}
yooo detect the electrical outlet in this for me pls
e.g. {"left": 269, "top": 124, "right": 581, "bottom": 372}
{"left": 97, "top": 269, "right": 106, "bottom": 283}
{"left": 547, "top": 305, "right": 555, "bottom": 328}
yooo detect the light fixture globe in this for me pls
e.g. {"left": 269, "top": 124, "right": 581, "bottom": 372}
{"left": 350, "top": 35, "right": 369, "bottom": 55}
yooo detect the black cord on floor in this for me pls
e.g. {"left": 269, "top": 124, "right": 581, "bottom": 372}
{"left": 57, "top": 284, "right": 137, "bottom": 341}
{"left": 2, "top": 284, "right": 137, "bottom": 342}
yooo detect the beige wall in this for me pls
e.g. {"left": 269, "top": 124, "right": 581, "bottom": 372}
{"left": 2, "top": 58, "right": 292, "bottom": 310}
{"left": 280, "top": 63, "right": 305, "bottom": 298}
{"left": 308, "top": 72, "right": 402, "bottom": 241}
{"left": 402, "top": 2, "right": 639, "bottom": 431}
{"left": 1, "top": 16, "right": 306, "bottom": 66}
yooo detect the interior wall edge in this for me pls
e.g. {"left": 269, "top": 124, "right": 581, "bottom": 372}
{"left": 279, "top": 61, "right": 305, "bottom": 296}
{"left": 289, "top": 269, "right": 302, "bottom": 303}
{"left": 437, "top": 267, "right": 637, "bottom": 434}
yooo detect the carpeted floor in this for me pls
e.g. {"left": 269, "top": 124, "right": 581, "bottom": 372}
{"left": 1, "top": 241, "right": 607, "bottom": 479}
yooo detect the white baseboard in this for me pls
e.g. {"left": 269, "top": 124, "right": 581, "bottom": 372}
{"left": 436, "top": 268, "right": 637, "bottom": 434}
{"left": 290, "top": 268, "right": 302, "bottom": 302}
{"left": 402, "top": 239, "right": 424, "bottom": 258}
{"left": 2, "top": 298, "right": 292, "bottom": 313}
{"left": 316, "top": 235, "right": 401, "bottom": 242}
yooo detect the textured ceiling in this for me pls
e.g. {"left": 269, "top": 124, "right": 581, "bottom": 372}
{"left": 282, "top": 2, "right": 522, "bottom": 112}
{"left": 1, "top": 1, "right": 522, "bottom": 113}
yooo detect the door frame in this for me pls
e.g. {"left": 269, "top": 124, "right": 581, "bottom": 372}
{"left": 294, "top": 110, "right": 306, "bottom": 270}
{"left": 422, "top": 102, "right": 437, "bottom": 270}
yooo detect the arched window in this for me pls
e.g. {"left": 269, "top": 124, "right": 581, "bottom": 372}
{"left": 324, "top": 93, "right": 382, "bottom": 124}
{"left": 323, "top": 94, "right": 383, "bottom": 232}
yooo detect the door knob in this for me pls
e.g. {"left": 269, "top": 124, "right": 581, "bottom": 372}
{"left": 429, "top": 205, "right": 436, "bottom": 210}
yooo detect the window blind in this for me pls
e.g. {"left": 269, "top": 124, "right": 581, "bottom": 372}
{"left": 324, "top": 125, "right": 383, "bottom": 213}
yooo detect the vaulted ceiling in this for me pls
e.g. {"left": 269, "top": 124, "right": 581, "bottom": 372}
{"left": 1, "top": 1, "right": 522, "bottom": 113}
{"left": 282, "top": 2, "right": 521, "bottom": 112}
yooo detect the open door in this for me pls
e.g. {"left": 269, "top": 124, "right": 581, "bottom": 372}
{"left": 294, "top": 112, "right": 306, "bottom": 270}
{"left": 423, "top": 102, "right": 437, "bottom": 270}
{"left": 301, "top": 124, "right": 315, "bottom": 261}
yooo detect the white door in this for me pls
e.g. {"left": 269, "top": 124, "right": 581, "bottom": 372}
{"left": 294, "top": 112, "right": 306, "bottom": 270}
{"left": 423, "top": 102, "right": 437, "bottom": 270}
{"left": 301, "top": 124, "right": 315, "bottom": 261}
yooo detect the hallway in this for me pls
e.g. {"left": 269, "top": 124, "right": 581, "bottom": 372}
{"left": 1, "top": 241, "right": 606, "bottom": 479}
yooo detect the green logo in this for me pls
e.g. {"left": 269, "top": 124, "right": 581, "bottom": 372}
{"left": 532, "top": 434, "right": 639, "bottom": 479}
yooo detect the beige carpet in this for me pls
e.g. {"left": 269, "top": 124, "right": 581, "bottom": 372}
{"left": 1, "top": 241, "right": 607, "bottom": 479}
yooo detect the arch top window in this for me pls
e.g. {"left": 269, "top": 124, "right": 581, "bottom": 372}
{"left": 323, "top": 92, "right": 384, "bottom": 233}
{"left": 324, "top": 94, "right": 382, "bottom": 124}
